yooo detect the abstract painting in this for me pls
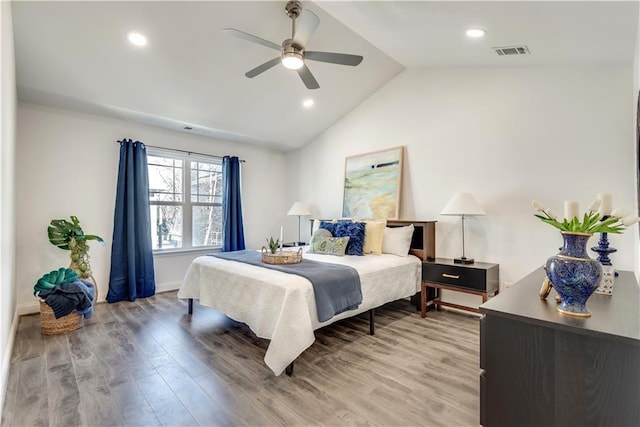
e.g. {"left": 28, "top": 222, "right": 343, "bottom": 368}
{"left": 342, "top": 146, "right": 403, "bottom": 219}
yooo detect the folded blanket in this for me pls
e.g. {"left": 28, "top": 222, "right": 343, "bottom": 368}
{"left": 33, "top": 268, "right": 79, "bottom": 296}
{"left": 211, "top": 250, "right": 362, "bottom": 322}
{"left": 39, "top": 279, "right": 95, "bottom": 319}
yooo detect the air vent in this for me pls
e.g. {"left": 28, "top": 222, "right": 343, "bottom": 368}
{"left": 492, "top": 45, "right": 530, "bottom": 56}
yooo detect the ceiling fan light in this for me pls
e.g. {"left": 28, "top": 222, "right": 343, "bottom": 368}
{"left": 282, "top": 52, "right": 304, "bottom": 70}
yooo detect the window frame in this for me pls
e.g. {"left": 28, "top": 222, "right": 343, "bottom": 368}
{"left": 147, "top": 147, "right": 223, "bottom": 253}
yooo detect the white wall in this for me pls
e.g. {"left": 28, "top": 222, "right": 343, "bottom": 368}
{"left": 0, "top": 0, "right": 17, "bottom": 414}
{"left": 287, "top": 65, "right": 637, "bottom": 306}
{"left": 15, "top": 102, "right": 289, "bottom": 313}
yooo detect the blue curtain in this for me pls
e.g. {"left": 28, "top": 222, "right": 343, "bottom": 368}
{"left": 107, "top": 139, "right": 156, "bottom": 302}
{"left": 222, "top": 156, "right": 245, "bottom": 252}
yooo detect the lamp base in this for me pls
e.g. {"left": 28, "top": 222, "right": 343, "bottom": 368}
{"left": 454, "top": 257, "right": 475, "bottom": 264}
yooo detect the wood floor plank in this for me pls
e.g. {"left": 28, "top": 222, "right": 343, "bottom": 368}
{"left": 68, "top": 328, "right": 127, "bottom": 427}
{"left": 11, "top": 313, "right": 45, "bottom": 363}
{"left": 4, "top": 291, "right": 482, "bottom": 426}
{"left": 0, "top": 361, "right": 20, "bottom": 427}
{"left": 154, "top": 356, "right": 232, "bottom": 425}
{"left": 46, "top": 362, "right": 82, "bottom": 427}
{"left": 134, "top": 372, "right": 197, "bottom": 426}
{"left": 109, "top": 379, "right": 161, "bottom": 427}
{"left": 9, "top": 356, "right": 50, "bottom": 427}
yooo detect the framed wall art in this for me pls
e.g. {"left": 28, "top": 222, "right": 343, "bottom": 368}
{"left": 342, "top": 146, "right": 404, "bottom": 219}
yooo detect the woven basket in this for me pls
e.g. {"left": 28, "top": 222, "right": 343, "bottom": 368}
{"left": 261, "top": 247, "right": 303, "bottom": 265}
{"left": 39, "top": 274, "right": 97, "bottom": 335}
{"left": 39, "top": 301, "right": 82, "bottom": 335}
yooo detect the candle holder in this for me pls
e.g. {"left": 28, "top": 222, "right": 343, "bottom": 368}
{"left": 590, "top": 216, "right": 617, "bottom": 266}
{"left": 591, "top": 215, "right": 618, "bottom": 295}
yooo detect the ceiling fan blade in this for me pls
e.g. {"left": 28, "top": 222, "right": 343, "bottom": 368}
{"left": 292, "top": 9, "right": 319, "bottom": 47}
{"left": 305, "top": 51, "right": 363, "bottom": 66}
{"left": 297, "top": 64, "right": 320, "bottom": 90}
{"left": 222, "top": 28, "right": 281, "bottom": 51}
{"left": 245, "top": 57, "right": 281, "bottom": 78}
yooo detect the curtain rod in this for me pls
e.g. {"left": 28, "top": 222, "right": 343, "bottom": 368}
{"left": 116, "top": 140, "right": 245, "bottom": 162}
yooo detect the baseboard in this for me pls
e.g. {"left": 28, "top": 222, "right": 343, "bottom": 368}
{"left": 156, "top": 281, "right": 181, "bottom": 294}
{"left": 17, "top": 300, "right": 39, "bottom": 315}
{"left": 0, "top": 308, "right": 19, "bottom": 415}
{"left": 19, "top": 280, "right": 182, "bottom": 315}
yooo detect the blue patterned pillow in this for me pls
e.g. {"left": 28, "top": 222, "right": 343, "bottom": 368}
{"left": 308, "top": 236, "right": 350, "bottom": 256}
{"left": 335, "top": 221, "right": 366, "bottom": 256}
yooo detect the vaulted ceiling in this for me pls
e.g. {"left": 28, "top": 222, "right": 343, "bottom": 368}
{"left": 11, "top": 1, "right": 639, "bottom": 151}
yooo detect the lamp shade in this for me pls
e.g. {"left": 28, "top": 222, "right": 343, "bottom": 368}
{"left": 287, "top": 202, "right": 311, "bottom": 216}
{"left": 441, "top": 193, "right": 485, "bottom": 216}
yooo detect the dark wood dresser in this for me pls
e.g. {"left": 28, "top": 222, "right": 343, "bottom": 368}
{"left": 479, "top": 268, "right": 640, "bottom": 427}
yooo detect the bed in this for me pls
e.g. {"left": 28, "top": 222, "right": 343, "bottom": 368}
{"left": 177, "top": 219, "right": 436, "bottom": 376}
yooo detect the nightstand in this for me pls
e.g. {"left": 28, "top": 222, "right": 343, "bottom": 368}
{"left": 421, "top": 258, "right": 499, "bottom": 318}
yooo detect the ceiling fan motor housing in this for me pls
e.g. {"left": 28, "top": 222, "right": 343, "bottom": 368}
{"left": 285, "top": 1, "right": 303, "bottom": 19}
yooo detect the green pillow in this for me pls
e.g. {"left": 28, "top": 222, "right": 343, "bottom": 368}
{"left": 308, "top": 236, "right": 350, "bottom": 256}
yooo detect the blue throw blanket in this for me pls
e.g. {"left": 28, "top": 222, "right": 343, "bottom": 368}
{"left": 211, "top": 250, "right": 362, "bottom": 322}
{"left": 38, "top": 279, "right": 95, "bottom": 319}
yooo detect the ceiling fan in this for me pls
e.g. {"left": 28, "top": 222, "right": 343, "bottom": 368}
{"left": 222, "top": 0, "right": 363, "bottom": 90}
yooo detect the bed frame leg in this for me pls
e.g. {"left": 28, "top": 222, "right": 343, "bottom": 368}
{"left": 369, "top": 309, "right": 375, "bottom": 335}
{"left": 285, "top": 362, "right": 294, "bottom": 376}
{"left": 188, "top": 298, "right": 193, "bottom": 315}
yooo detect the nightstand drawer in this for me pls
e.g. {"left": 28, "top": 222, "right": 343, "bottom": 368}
{"left": 423, "top": 263, "right": 487, "bottom": 292}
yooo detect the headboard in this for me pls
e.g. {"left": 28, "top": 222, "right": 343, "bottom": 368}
{"left": 386, "top": 220, "right": 436, "bottom": 261}
{"left": 311, "top": 219, "right": 436, "bottom": 261}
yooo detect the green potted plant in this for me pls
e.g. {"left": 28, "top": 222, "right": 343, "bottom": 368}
{"left": 48, "top": 215, "right": 105, "bottom": 279}
{"left": 266, "top": 237, "right": 280, "bottom": 254}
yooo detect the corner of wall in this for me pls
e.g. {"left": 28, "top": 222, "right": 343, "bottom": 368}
{"left": 1, "top": 0, "right": 18, "bottom": 413}
{"left": 633, "top": 3, "right": 640, "bottom": 281}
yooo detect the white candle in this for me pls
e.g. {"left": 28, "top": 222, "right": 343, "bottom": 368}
{"left": 564, "top": 201, "right": 579, "bottom": 221}
{"left": 597, "top": 193, "right": 612, "bottom": 217}
{"left": 280, "top": 226, "right": 283, "bottom": 250}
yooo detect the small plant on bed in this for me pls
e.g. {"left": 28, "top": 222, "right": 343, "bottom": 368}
{"left": 266, "top": 237, "right": 280, "bottom": 254}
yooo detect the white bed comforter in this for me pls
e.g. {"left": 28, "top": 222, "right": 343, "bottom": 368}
{"left": 177, "top": 249, "right": 421, "bottom": 375}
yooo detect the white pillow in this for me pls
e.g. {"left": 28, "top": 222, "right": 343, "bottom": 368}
{"left": 382, "top": 224, "right": 414, "bottom": 257}
{"left": 311, "top": 219, "right": 321, "bottom": 234}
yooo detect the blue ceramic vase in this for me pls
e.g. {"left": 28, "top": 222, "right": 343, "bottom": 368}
{"left": 545, "top": 231, "right": 602, "bottom": 317}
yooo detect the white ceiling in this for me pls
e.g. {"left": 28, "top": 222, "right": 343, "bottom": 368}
{"left": 11, "top": 1, "right": 639, "bottom": 151}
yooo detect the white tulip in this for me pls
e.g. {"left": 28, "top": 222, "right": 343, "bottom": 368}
{"left": 611, "top": 209, "right": 628, "bottom": 218}
{"left": 622, "top": 217, "right": 640, "bottom": 227}
{"left": 586, "top": 199, "right": 601, "bottom": 213}
{"left": 546, "top": 209, "right": 558, "bottom": 220}
{"left": 531, "top": 200, "right": 545, "bottom": 211}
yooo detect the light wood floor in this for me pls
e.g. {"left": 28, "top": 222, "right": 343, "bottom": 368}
{"left": 2, "top": 291, "right": 481, "bottom": 427}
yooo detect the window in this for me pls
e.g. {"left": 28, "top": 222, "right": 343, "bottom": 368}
{"left": 148, "top": 149, "right": 223, "bottom": 251}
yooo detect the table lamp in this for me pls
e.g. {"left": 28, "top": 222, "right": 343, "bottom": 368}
{"left": 287, "top": 202, "right": 311, "bottom": 245}
{"left": 441, "top": 193, "right": 485, "bottom": 264}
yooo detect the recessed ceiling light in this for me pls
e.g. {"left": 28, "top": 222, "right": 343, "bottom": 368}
{"left": 127, "top": 31, "right": 147, "bottom": 47}
{"left": 466, "top": 28, "right": 487, "bottom": 38}
{"left": 302, "top": 99, "right": 314, "bottom": 108}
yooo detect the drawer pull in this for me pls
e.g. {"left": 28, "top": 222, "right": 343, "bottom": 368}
{"left": 442, "top": 273, "right": 460, "bottom": 279}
